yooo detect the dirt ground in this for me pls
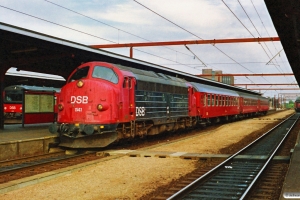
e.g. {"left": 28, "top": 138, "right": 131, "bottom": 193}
{"left": 0, "top": 110, "right": 295, "bottom": 200}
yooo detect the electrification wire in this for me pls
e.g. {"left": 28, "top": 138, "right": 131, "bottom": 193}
{"left": 132, "top": 0, "right": 211, "bottom": 70}
{"left": 0, "top": 5, "right": 115, "bottom": 43}
{"left": 0, "top": 4, "right": 202, "bottom": 73}
{"left": 222, "top": 0, "right": 280, "bottom": 86}
{"left": 132, "top": 0, "right": 257, "bottom": 83}
{"left": 164, "top": 61, "right": 288, "bottom": 65}
{"left": 134, "top": 49, "right": 204, "bottom": 72}
{"left": 235, "top": 0, "right": 274, "bottom": 85}
{"left": 250, "top": 0, "right": 295, "bottom": 94}
{"left": 133, "top": 0, "right": 204, "bottom": 40}
{"left": 250, "top": 0, "right": 294, "bottom": 84}
{"left": 44, "top": 0, "right": 195, "bottom": 60}
{"left": 250, "top": 1, "right": 290, "bottom": 80}
{"left": 221, "top": 0, "right": 255, "bottom": 38}
{"left": 237, "top": 0, "right": 282, "bottom": 73}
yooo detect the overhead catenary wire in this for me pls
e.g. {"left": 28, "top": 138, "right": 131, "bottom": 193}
{"left": 237, "top": 0, "right": 282, "bottom": 73}
{"left": 1, "top": 1, "right": 295, "bottom": 97}
{"left": 0, "top": 5, "right": 116, "bottom": 43}
{"left": 133, "top": 0, "right": 257, "bottom": 84}
{"left": 250, "top": 0, "right": 294, "bottom": 85}
{"left": 221, "top": 0, "right": 255, "bottom": 38}
{"left": 250, "top": 0, "right": 294, "bottom": 90}
{"left": 44, "top": 0, "right": 196, "bottom": 60}
{"left": 184, "top": 45, "right": 207, "bottom": 68}
{"left": 232, "top": 0, "right": 273, "bottom": 85}
{"left": 221, "top": 0, "right": 282, "bottom": 88}
{"left": 0, "top": 3, "right": 203, "bottom": 73}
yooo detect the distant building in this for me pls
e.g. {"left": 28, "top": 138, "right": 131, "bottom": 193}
{"left": 199, "top": 69, "right": 234, "bottom": 85}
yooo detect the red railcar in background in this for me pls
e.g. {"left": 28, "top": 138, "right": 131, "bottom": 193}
{"left": 3, "top": 85, "right": 60, "bottom": 123}
{"left": 294, "top": 97, "right": 300, "bottom": 112}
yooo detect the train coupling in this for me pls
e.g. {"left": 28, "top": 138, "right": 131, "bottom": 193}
{"left": 49, "top": 123, "right": 97, "bottom": 136}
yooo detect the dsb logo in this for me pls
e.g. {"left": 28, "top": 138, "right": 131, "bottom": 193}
{"left": 136, "top": 107, "right": 145, "bottom": 117}
{"left": 71, "top": 96, "right": 88, "bottom": 104}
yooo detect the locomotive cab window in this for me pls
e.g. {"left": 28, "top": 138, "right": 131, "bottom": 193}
{"left": 4, "top": 92, "right": 22, "bottom": 103}
{"left": 69, "top": 66, "right": 89, "bottom": 82}
{"left": 92, "top": 66, "right": 119, "bottom": 84}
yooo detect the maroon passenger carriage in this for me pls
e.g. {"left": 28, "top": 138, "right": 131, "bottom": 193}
{"left": 190, "top": 83, "right": 240, "bottom": 124}
{"left": 49, "top": 61, "right": 269, "bottom": 148}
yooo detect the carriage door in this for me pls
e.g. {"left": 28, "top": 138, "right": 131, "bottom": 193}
{"left": 188, "top": 86, "right": 196, "bottom": 116}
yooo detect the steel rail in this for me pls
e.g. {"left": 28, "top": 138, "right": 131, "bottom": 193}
{"left": 0, "top": 152, "right": 91, "bottom": 174}
{"left": 167, "top": 113, "right": 298, "bottom": 200}
{"left": 240, "top": 115, "right": 298, "bottom": 199}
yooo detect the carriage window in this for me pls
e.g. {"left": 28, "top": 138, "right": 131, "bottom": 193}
{"left": 216, "top": 96, "right": 219, "bottom": 106}
{"left": 202, "top": 95, "right": 206, "bottom": 106}
{"left": 69, "top": 66, "right": 89, "bottom": 82}
{"left": 92, "top": 66, "right": 119, "bottom": 84}
{"left": 207, "top": 94, "right": 211, "bottom": 106}
{"left": 212, "top": 95, "right": 215, "bottom": 106}
{"left": 220, "top": 96, "right": 223, "bottom": 106}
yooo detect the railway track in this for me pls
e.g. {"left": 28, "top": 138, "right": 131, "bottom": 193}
{"left": 0, "top": 111, "right": 287, "bottom": 185}
{"left": 0, "top": 151, "right": 100, "bottom": 184}
{"left": 163, "top": 113, "right": 299, "bottom": 200}
{"left": 0, "top": 111, "right": 290, "bottom": 191}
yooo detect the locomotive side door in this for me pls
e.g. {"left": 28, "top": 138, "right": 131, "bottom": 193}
{"left": 120, "top": 77, "right": 136, "bottom": 122}
{"left": 129, "top": 77, "right": 136, "bottom": 120}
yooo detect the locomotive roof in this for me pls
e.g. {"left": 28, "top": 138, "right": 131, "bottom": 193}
{"left": 4, "top": 85, "right": 60, "bottom": 92}
{"left": 190, "top": 82, "right": 239, "bottom": 96}
{"left": 116, "top": 64, "right": 188, "bottom": 88}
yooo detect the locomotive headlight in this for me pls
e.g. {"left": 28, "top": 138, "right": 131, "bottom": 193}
{"left": 58, "top": 104, "right": 64, "bottom": 111}
{"left": 97, "top": 104, "right": 103, "bottom": 111}
{"left": 97, "top": 103, "right": 109, "bottom": 111}
{"left": 77, "top": 80, "right": 84, "bottom": 88}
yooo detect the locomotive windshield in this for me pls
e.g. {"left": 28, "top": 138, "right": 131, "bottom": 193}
{"left": 69, "top": 67, "right": 89, "bottom": 82}
{"left": 92, "top": 66, "right": 118, "bottom": 84}
{"left": 4, "top": 91, "right": 22, "bottom": 103}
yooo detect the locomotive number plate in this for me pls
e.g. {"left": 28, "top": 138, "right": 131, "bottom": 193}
{"left": 75, "top": 108, "right": 83, "bottom": 112}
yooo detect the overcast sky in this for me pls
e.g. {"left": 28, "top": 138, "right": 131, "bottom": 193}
{"left": 0, "top": 0, "right": 298, "bottom": 98}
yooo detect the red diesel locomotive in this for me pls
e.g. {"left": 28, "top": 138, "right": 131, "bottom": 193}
{"left": 49, "top": 61, "right": 269, "bottom": 148}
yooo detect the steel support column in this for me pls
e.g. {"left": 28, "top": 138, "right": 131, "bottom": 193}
{"left": 0, "top": 66, "right": 9, "bottom": 129}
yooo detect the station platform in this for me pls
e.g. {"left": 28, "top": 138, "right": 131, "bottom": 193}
{"left": 280, "top": 130, "right": 300, "bottom": 199}
{"left": 0, "top": 123, "right": 58, "bottom": 161}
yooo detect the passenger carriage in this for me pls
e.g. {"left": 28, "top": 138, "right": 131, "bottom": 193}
{"left": 190, "top": 82, "right": 240, "bottom": 123}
